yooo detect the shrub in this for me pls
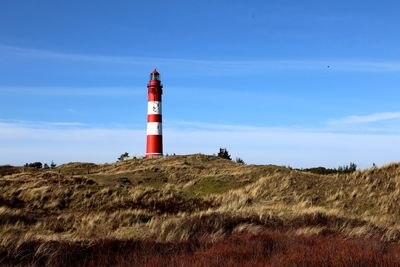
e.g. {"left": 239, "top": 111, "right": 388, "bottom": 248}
{"left": 50, "top": 161, "right": 57, "bottom": 169}
{"left": 338, "top": 162, "right": 357, "bottom": 173}
{"left": 217, "top": 148, "right": 231, "bottom": 160}
{"left": 235, "top": 157, "right": 245, "bottom": 164}
{"left": 301, "top": 167, "right": 338, "bottom": 175}
{"left": 24, "top": 162, "right": 43, "bottom": 169}
{"left": 301, "top": 162, "right": 358, "bottom": 175}
{"left": 118, "top": 152, "right": 130, "bottom": 162}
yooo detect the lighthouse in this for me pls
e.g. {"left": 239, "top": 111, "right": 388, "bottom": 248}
{"left": 146, "top": 69, "right": 163, "bottom": 158}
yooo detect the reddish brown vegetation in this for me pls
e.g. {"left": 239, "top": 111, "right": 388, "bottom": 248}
{"left": 1, "top": 231, "right": 399, "bottom": 267}
{"left": 0, "top": 166, "right": 20, "bottom": 176}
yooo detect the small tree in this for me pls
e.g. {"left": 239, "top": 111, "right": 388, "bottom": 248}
{"left": 118, "top": 152, "right": 130, "bottom": 162}
{"left": 235, "top": 157, "right": 245, "bottom": 164}
{"left": 50, "top": 161, "right": 57, "bottom": 169}
{"left": 349, "top": 162, "right": 357, "bottom": 172}
{"left": 337, "top": 162, "right": 357, "bottom": 173}
{"left": 43, "top": 163, "right": 50, "bottom": 169}
{"left": 217, "top": 148, "right": 231, "bottom": 160}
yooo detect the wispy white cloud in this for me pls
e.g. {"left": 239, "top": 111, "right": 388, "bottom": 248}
{"left": 330, "top": 112, "right": 400, "bottom": 124}
{"left": 0, "top": 44, "right": 142, "bottom": 65}
{"left": 170, "top": 120, "right": 310, "bottom": 133}
{"left": 1, "top": 120, "right": 399, "bottom": 168}
{"left": 2, "top": 44, "right": 400, "bottom": 74}
{"left": 0, "top": 121, "right": 145, "bottom": 165}
{"left": 0, "top": 120, "right": 87, "bottom": 130}
{"left": 42, "top": 121, "right": 86, "bottom": 127}
{"left": 0, "top": 87, "right": 144, "bottom": 97}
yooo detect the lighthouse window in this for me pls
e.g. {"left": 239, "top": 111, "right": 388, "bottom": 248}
{"left": 151, "top": 73, "right": 160, "bottom": 81}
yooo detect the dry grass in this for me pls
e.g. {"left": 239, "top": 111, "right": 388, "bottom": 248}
{"left": 1, "top": 154, "right": 400, "bottom": 265}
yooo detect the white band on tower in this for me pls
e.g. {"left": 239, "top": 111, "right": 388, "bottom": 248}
{"left": 148, "top": 101, "right": 162, "bottom": 115}
{"left": 147, "top": 122, "right": 162, "bottom": 135}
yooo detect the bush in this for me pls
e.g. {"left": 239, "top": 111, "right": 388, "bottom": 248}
{"left": 301, "top": 162, "right": 358, "bottom": 175}
{"left": 235, "top": 157, "right": 245, "bottom": 164}
{"left": 338, "top": 162, "right": 357, "bottom": 173}
{"left": 24, "top": 162, "right": 43, "bottom": 169}
{"left": 217, "top": 148, "right": 231, "bottom": 160}
{"left": 50, "top": 161, "right": 57, "bottom": 169}
{"left": 301, "top": 167, "right": 339, "bottom": 175}
{"left": 118, "top": 152, "right": 130, "bottom": 162}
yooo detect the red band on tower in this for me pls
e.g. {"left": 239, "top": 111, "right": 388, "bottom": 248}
{"left": 146, "top": 69, "right": 163, "bottom": 158}
{"left": 147, "top": 114, "right": 162, "bottom": 122}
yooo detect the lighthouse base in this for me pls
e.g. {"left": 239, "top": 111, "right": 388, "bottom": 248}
{"left": 145, "top": 153, "right": 163, "bottom": 158}
{"left": 146, "top": 135, "right": 163, "bottom": 158}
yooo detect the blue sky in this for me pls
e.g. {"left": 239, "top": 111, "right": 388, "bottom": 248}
{"left": 1, "top": 0, "right": 400, "bottom": 167}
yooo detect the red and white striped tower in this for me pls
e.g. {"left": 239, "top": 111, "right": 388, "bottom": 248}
{"left": 146, "top": 69, "right": 163, "bottom": 158}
